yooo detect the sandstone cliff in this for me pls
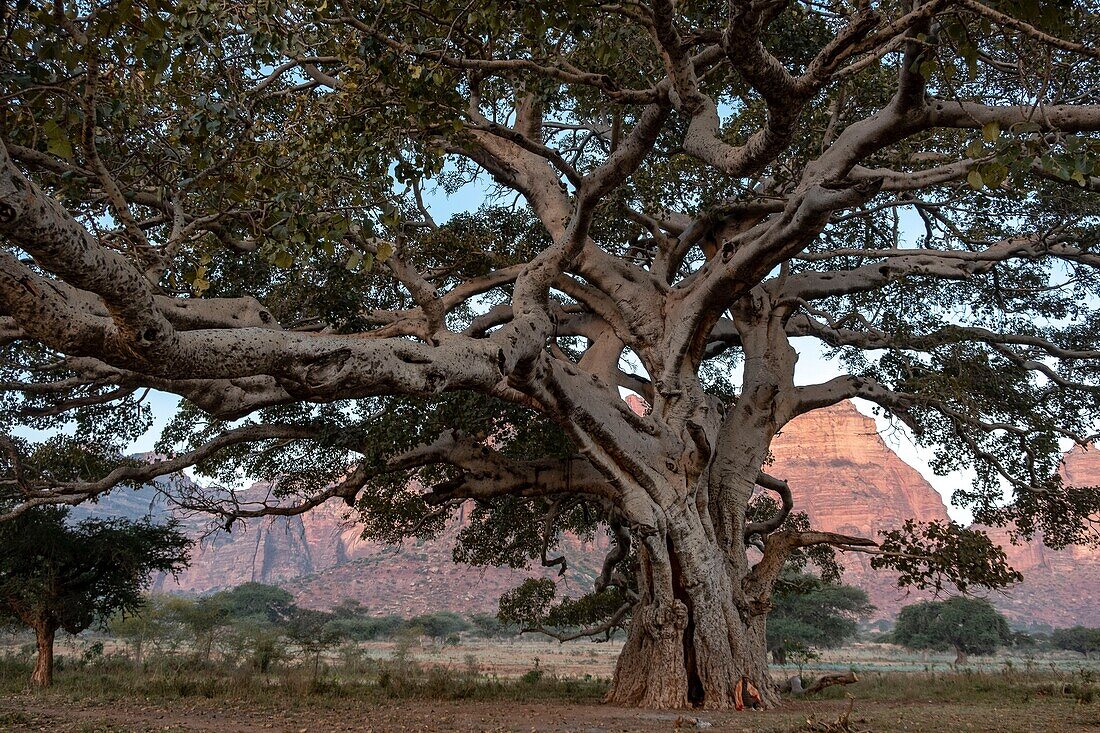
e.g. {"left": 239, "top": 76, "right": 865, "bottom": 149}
{"left": 769, "top": 401, "right": 950, "bottom": 538}
{"left": 975, "top": 445, "right": 1100, "bottom": 627}
{"left": 767, "top": 401, "right": 949, "bottom": 620}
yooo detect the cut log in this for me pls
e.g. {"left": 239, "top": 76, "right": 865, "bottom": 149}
{"left": 804, "top": 671, "right": 859, "bottom": 696}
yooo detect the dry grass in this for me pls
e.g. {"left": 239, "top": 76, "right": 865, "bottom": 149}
{"left": 0, "top": 638, "right": 1097, "bottom": 732}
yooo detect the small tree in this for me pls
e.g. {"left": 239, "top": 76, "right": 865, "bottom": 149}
{"left": 0, "top": 508, "right": 191, "bottom": 686}
{"left": 283, "top": 608, "right": 342, "bottom": 679}
{"left": 766, "top": 573, "right": 874, "bottom": 665}
{"left": 1051, "top": 626, "right": 1100, "bottom": 659}
{"left": 330, "top": 598, "right": 369, "bottom": 620}
{"left": 227, "top": 616, "right": 286, "bottom": 673}
{"left": 893, "top": 597, "right": 1011, "bottom": 665}
{"left": 468, "top": 613, "right": 519, "bottom": 639}
{"left": 412, "top": 611, "right": 471, "bottom": 644}
{"left": 218, "top": 582, "right": 296, "bottom": 622}
{"left": 163, "top": 595, "right": 232, "bottom": 663}
{"left": 108, "top": 595, "right": 170, "bottom": 669}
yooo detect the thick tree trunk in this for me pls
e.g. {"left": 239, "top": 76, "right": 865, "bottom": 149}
{"left": 605, "top": 516, "right": 776, "bottom": 709}
{"left": 30, "top": 622, "right": 56, "bottom": 688}
{"left": 954, "top": 647, "right": 968, "bottom": 666}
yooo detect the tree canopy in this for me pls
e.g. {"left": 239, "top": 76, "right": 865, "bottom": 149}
{"left": 2, "top": 0, "right": 1099, "bottom": 709}
{"left": 1051, "top": 625, "right": 1100, "bottom": 658}
{"left": 892, "top": 596, "right": 1011, "bottom": 663}
{"left": 216, "top": 582, "right": 297, "bottom": 622}
{"left": 766, "top": 572, "right": 874, "bottom": 664}
{"left": 0, "top": 507, "right": 191, "bottom": 685}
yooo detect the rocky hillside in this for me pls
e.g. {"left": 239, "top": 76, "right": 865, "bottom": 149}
{"left": 77, "top": 402, "right": 1099, "bottom": 625}
{"left": 75, "top": 482, "right": 611, "bottom": 616}
{"left": 768, "top": 403, "right": 1100, "bottom": 627}
{"left": 976, "top": 445, "right": 1100, "bottom": 627}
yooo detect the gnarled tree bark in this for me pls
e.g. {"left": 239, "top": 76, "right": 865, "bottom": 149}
{"left": 3, "top": 0, "right": 1099, "bottom": 711}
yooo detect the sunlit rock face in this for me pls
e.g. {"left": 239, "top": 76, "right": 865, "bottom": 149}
{"left": 769, "top": 400, "right": 950, "bottom": 539}
{"left": 769, "top": 402, "right": 949, "bottom": 622}
{"left": 772, "top": 404, "right": 1100, "bottom": 627}
{"left": 976, "top": 445, "right": 1100, "bottom": 627}
{"left": 79, "top": 402, "right": 1098, "bottom": 625}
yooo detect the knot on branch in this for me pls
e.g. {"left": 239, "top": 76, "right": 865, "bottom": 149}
{"left": 641, "top": 600, "right": 689, "bottom": 640}
{"left": 301, "top": 348, "right": 353, "bottom": 391}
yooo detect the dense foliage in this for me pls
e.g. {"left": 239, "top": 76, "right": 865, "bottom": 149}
{"left": 892, "top": 597, "right": 1012, "bottom": 663}
{"left": 1051, "top": 626, "right": 1100, "bottom": 659}
{"left": 766, "top": 573, "right": 873, "bottom": 664}
{"left": 2, "top": 0, "right": 1099, "bottom": 708}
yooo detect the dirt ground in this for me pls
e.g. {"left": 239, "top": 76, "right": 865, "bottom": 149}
{"left": 2, "top": 693, "right": 1098, "bottom": 733}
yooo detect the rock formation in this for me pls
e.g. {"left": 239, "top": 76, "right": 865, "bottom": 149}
{"left": 75, "top": 482, "right": 609, "bottom": 615}
{"left": 975, "top": 445, "right": 1100, "bottom": 627}
{"left": 766, "top": 401, "right": 949, "bottom": 620}
{"left": 768, "top": 401, "right": 950, "bottom": 538}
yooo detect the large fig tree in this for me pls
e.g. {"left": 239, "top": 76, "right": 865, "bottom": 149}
{"left": 2, "top": 0, "right": 1099, "bottom": 709}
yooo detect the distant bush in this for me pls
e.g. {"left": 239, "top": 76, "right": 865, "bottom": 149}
{"left": 409, "top": 611, "right": 471, "bottom": 642}
{"left": 467, "top": 613, "right": 520, "bottom": 639}
{"left": 1051, "top": 626, "right": 1100, "bottom": 659}
{"left": 217, "top": 583, "right": 296, "bottom": 622}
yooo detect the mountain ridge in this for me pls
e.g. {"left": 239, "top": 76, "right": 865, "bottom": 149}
{"left": 74, "top": 401, "right": 1099, "bottom": 626}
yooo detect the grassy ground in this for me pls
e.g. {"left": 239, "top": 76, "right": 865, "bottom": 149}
{"left": 0, "top": 640, "right": 1097, "bottom": 732}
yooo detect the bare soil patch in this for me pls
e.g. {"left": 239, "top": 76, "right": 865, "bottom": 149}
{"left": 2, "top": 692, "right": 1097, "bottom": 733}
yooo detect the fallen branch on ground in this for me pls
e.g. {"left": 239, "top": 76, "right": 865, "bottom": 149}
{"left": 805, "top": 671, "right": 860, "bottom": 696}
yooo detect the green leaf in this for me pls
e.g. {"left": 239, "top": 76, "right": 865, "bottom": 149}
{"left": 376, "top": 240, "right": 394, "bottom": 263}
{"left": 966, "top": 139, "right": 985, "bottom": 159}
{"left": 982, "top": 122, "right": 1000, "bottom": 143}
{"left": 273, "top": 250, "right": 294, "bottom": 268}
{"left": 145, "top": 14, "right": 166, "bottom": 40}
{"left": 43, "top": 120, "right": 73, "bottom": 159}
{"left": 967, "top": 169, "right": 984, "bottom": 190}
{"left": 981, "top": 162, "right": 1008, "bottom": 189}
